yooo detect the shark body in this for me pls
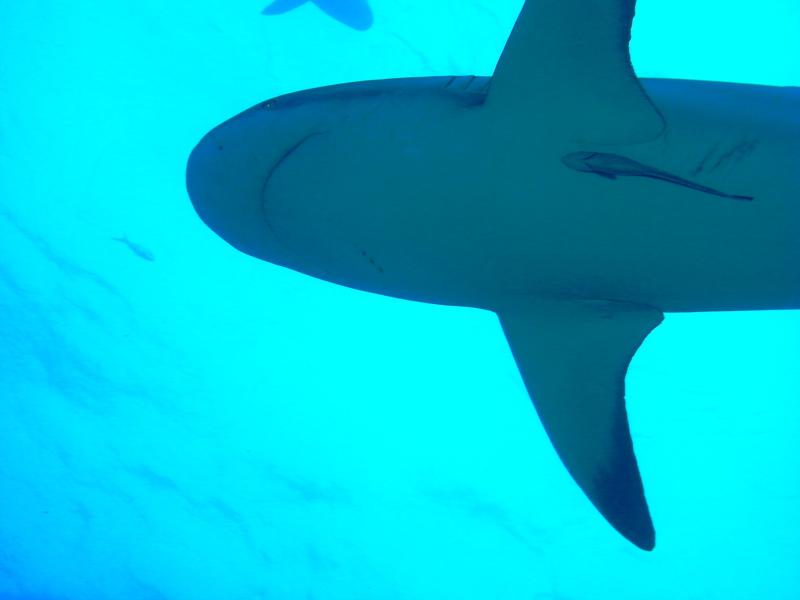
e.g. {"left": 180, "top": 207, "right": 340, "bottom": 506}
{"left": 187, "top": 0, "right": 800, "bottom": 550}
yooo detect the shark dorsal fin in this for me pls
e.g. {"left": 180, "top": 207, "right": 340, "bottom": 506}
{"left": 498, "top": 298, "right": 663, "bottom": 549}
{"left": 487, "top": 0, "right": 664, "bottom": 144}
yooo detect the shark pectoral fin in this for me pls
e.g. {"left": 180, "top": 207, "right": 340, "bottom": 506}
{"left": 497, "top": 298, "right": 664, "bottom": 550}
{"left": 487, "top": 0, "right": 664, "bottom": 144}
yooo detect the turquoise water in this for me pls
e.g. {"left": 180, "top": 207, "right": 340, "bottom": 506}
{"left": 1, "top": 1, "right": 799, "bottom": 598}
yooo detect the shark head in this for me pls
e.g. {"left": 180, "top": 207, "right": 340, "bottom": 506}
{"left": 186, "top": 101, "right": 330, "bottom": 273}
{"left": 186, "top": 97, "right": 416, "bottom": 294}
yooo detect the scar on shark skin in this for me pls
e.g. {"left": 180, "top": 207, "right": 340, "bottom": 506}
{"left": 706, "top": 139, "right": 760, "bottom": 173}
{"left": 562, "top": 151, "right": 755, "bottom": 201}
{"left": 691, "top": 139, "right": 759, "bottom": 176}
{"left": 690, "top": 142, "right": 721, "bottom": 176}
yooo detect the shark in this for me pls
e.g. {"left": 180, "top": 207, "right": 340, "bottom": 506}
{"left": 262, "top": 0, "right": 373, "bottom": 31}
{"left": 186, "top": 0, "right": 800, "bottom": 550}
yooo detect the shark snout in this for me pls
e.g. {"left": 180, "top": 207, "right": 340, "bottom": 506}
{"left": 185, "top": 113, "right": 286, "bottom": 258}
{"left": 186, "top": 108, "right": 326, "bottom": 268}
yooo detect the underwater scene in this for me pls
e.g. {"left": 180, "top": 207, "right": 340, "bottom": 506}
{"left": 1, "top": 1, "right": 799, "bottom": 598}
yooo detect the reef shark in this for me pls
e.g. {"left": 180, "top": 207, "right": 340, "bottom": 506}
{"left": 262, "top": 0, "right": 373, "bottom": 30}
{"left": 186, "top": 0, "right": 800, "bottom": 550}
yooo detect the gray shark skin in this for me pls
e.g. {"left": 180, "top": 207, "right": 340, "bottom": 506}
{"left": 187, "top": 0, "right": 800, "bottom": 550}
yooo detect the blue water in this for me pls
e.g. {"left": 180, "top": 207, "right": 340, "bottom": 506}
{"left": 1, "top": 1, "right": 799, "bottom": 598}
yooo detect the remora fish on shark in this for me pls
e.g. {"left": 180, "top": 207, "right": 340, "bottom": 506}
{"left": 187, "top": 0, "right": 800, "bottom": 550}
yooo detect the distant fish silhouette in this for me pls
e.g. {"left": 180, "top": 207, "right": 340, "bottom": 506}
{"left": 112, "top": 235, "right": 155, "bottom": 262}
{"left": 262, "top": 0, "right": 373, "bottom": 31}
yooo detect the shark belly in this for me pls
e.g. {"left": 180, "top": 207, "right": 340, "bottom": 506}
{"left": 591, "top": 79, "right": 800, "bottom": 312}
{"left": 190, "top": 78, "right": 799, "bottom": 314}
{"left": 492, "top": 79, "right": 800, "bottom": 313}
{"left": 251, "top": 94, "right": 524, "bottom": 308}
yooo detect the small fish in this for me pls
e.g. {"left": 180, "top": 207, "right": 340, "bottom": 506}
{"left": 112, "top": 235, "right": 155, "bottom": 262}
{"left": 562, "top": 151, "right": 755, "bottom": 201}
{"left": 262, "top": 0, "right": 373, "bottom": 31}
